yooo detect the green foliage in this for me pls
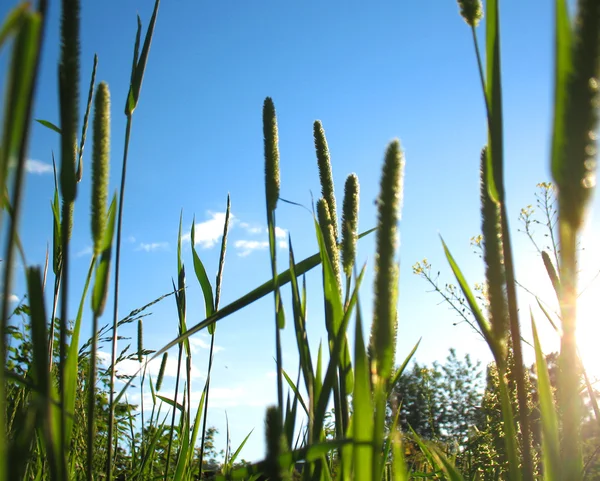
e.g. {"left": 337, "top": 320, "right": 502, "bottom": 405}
{"left": 2, "top": 0, "right": 600, "bottom": 480}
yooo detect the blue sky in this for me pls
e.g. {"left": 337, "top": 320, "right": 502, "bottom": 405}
{"left": 3, "top": 0, "right": 600, "bottom": 464}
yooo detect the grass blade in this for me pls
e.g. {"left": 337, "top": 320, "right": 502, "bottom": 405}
{"left": 352, "top": 292, "right": 373, "bottom": 481}
{"left": 531, "top": 312, "right": 561, "bottom": 481}
{"left": 191, "top": 217, "right": 215, "bottom": 318}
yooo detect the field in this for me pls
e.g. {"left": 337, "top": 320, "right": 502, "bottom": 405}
{"left": 1, "top": 0, "right": 600, "bottom": 480}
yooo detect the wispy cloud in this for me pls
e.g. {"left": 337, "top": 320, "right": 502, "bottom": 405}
{"left": 75, "top": 246, "right": 93, "bottom": 258}
{"left": 234, "top": 240, "right": 269, "bottom": 257}
{"left": 98, "top": 350, "right": 204, "bottom": 380}
{"left": 137, "top": 242, "right": 169, "bottom": 252}
{"left": 189, "top": 336, "right": 224, "bottom": 354}
{"left": 240, "top": 222, "right": 263, "bottom": 235}
{"left": 234, "top": 225, "right": 288, "bottom": 256}
{"left": 183, "top": 212, "right": 233, "bottom": 249}
{"left": 25, "top": 159, "right": 53, "bottom": 175}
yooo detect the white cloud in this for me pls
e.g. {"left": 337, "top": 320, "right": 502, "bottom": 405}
{"left": 7, "top": 294, "right": 19, "bottom": 303}
{"left": 275, "top": 227, "right": 287, "bottom": 239}
{"left": 278, "top": 240, "right": 288, "bottom": 249}
{"left": 126, "top": 235, "right": 136, "bottom": 244}
{"left": 25, "top": 159, "right": 52, "bottom": 175}
{"left": 75, "top": 246, "right": 93, "bottom": 258}
{"left": 189, "top": 336, "right": 224, "bottom": 354}
{"left": 234, "top": 240, "right": 269, "bottom": 257}
{"left": 183, "top": 212, "right": 233, "bottom": 249}
{"left": 137, "top": 242, "right": 169, "bottom": 252}
{"left": 98, "top": 350, "right": 204, "bottom": 380}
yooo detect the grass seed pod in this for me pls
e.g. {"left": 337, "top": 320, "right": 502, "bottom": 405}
{"left": 479, "top": 147, "right": 508, "bottom": 351}
{"left": 91, "top": 82, "right": 110, "bottom": 255}
{"left": 371, "top": 139, "right": 404, "bottom": 382}
{"left": 263, "top": 97, "right": 280, "bottom": 213}
{"left": 156, "top": 352, "right": 168, "bottom": 391}
{"left": 341, "top": 173, "right": 359, "bottom": 279}
{"left": 137, "top": 319, "right": 143, "bottom": 363}
{"left": 457, "top": 0, "right": 483, "bottom": 27}
{"left": 317, "top": 198, "right": 342, "bottom": 293}
{"left": 314, "top": 120, "right": 339, "bottom": 240}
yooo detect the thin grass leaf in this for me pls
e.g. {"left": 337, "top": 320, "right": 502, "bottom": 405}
{"left": 112, "top": 231, "right": 375, "bottom": 405}
{"left": 188, "top": 382, "right": 207, "bottom": 465}
{"left": 0, "top": 3, "right": 29, "bottom": 49}
{"left": 352, "top": 290, "right": 373, "bottom": 481}
{"left": 63, "top": 254, "right": 96, "bottom": 449}
{"left": 282, "top": 368, "right": 309, "bottom": 416}
{"left": 35, "top": 119, "right": 61, "bottom": 134}
{"left": 388, "top": 338, "right": 421, "bottom": 398}
{"left": 26, "top": 267, "right": 59, "bottom": 481}
{"left": 191, "top": 217, "right": 215, "bottom": 318}
{"left": 126, "top": 0, "right": 160, "bottom": 115}
{"left": 229, "top": 429, "right": 254, "bottom": 466}
{"left": 288, "top": 236, "right": 314, "bottom": 404}
{"left": 77, "top": 53, "right": 98, "bottom": 182}
{"left": 92, "top": 195, "right": 117, "bottom": 316}
{"left": 531, "top": 313, "right": 561, "bottom": 481}
{"left": 156, "top": 394, "right": 185, "bottom": 413}
{"left": 441, "top": 237, "right": 497, "bottom": 355}
{"left": 484, "top": 0, "right": 504, "bottom": 204}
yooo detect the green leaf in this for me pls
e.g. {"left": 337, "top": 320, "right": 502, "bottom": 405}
{"left": 92, "top": 195, "right": 117, "bottom": 316}
{"left": 63, "top": 254, "right": 96, "bottom": 448}
{"left": 531, "top": 313, "right": 561, "bottom": 481}
{"left": 112, "top": 229, "right": 376, "bottom": 406}
{"left": 550, "top": 0, "right": 572, "bottom": 187}
{"left": 76, "top": 53, "right": 98, "bottom": 182}
{"left": 157, "top": 394, "right": 185, "bottom": 412}
{"left": 126, "top": 0, "right": 160, "bottom": 115}
{"left": 229, "top": 429, "right": 254, "bottom": 466}
{"left": 187, "top": 381, "right": 207, "bottom": 465}
{"left": 0, "top": 3, "right": 28, "bottom": 49}
{"left": 35, "top": 119, "right": 61, "bottom": 134}
{"left": 191, "top": 217, "right": 215, "bottom": 320}
{"left": 388, "top": 338, "right": 421, "bottom": 398}
{"left": 485, "top": 0, "right": 504, "bottom": 203}
{"left": 288, "top": 235, "right": 314, "bottom": 397}
{"left": 352, "top": 290, "right": 373, "bottom": 481}
{"left": 282, "top": 367, "right": 309, "bottom": 417}
{"left": 441, "top": 236, "right": 496, "bottom": 354}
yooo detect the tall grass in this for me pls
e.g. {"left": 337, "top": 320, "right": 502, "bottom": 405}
{"left": 1, "top": 0, "right": 599, "bottom": 480}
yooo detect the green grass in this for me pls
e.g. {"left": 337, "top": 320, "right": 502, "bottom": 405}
{"left": 1, "top": 0, "right": 600, "bottom": 480}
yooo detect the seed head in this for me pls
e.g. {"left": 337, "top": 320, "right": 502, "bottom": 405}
{"left": 156, "top": 352, "right": 168, "bottom": 391}
{"left": 341, "top": 174, "right": 359, "bottom": 278}
{"left": 137, "top": 319, "right": 143, "bottom": 363}
{"left": 91, "top": 82, "right": 110, "bottom": 255}
{"left": 314, "top": 121, "right": 338, "bottom": 240}
{"left": 371, "top": 140, "right": 404, "bottom": 382}
{"left": 263, "top": 97, "right": 280, "bottom": 213}
{"left": 457, "top": 0, "right": 483, "bottom": 27}
{"left": 317, "top": 198, "right": 342, "bottom": 293}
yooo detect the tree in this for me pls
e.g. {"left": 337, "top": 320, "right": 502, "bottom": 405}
{"left": 389, "top": 349, "right": 483, "bottom": 448}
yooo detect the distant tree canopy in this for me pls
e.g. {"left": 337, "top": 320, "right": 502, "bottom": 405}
{"left": 388, "top": 348, "right": 484, "bottom": 448}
